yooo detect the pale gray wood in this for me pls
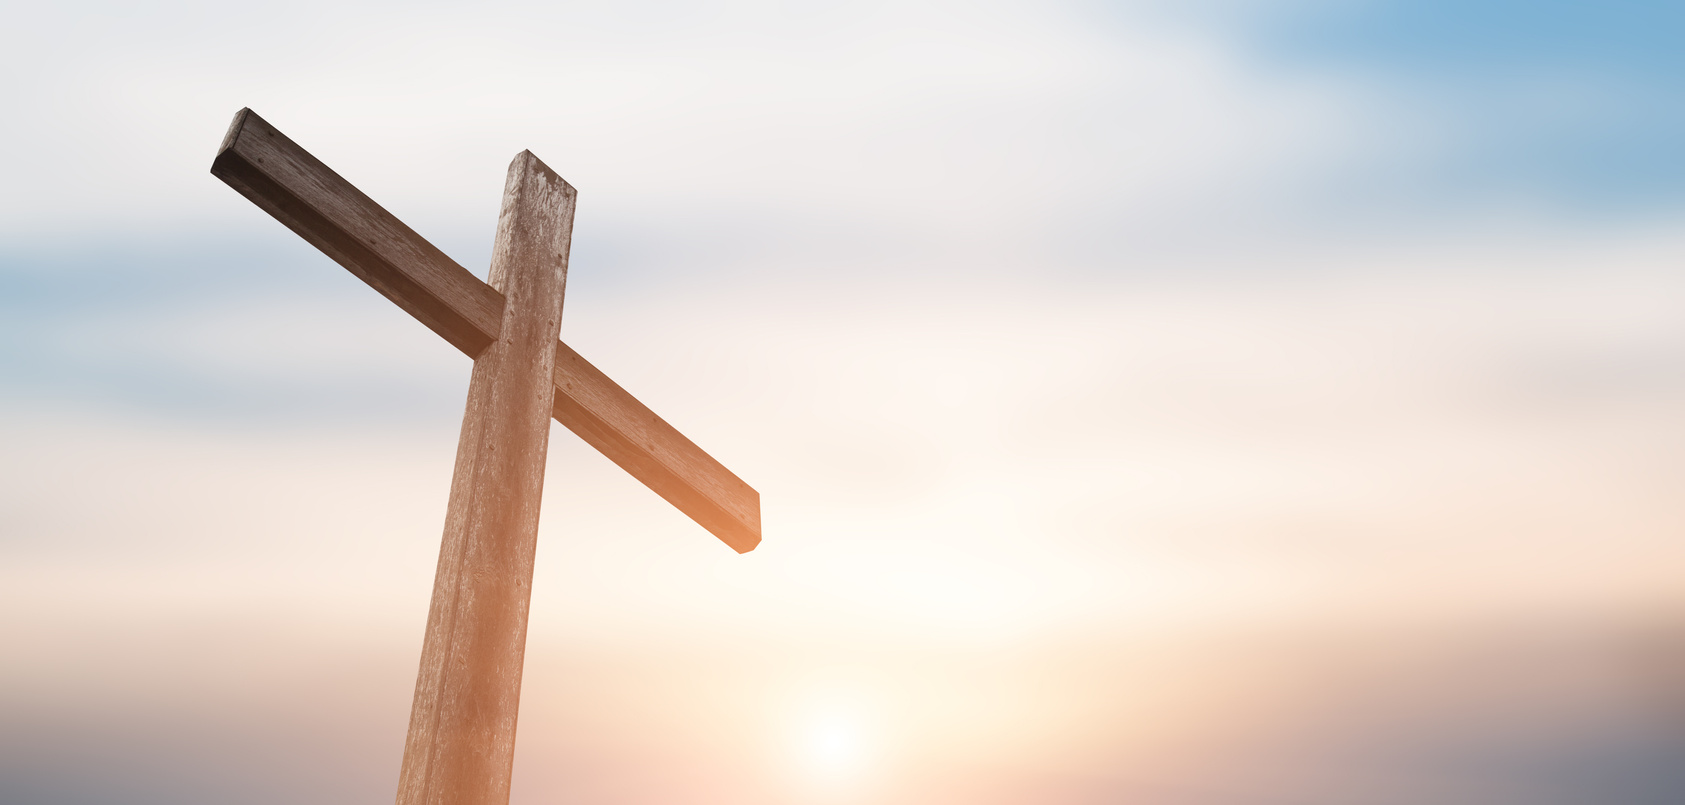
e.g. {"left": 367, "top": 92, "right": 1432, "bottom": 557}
{"left": 395, "top": 151, "right": 573, "bottom": 805}
{"left": 212, "top": 108, "right": 760, "bottom": 552}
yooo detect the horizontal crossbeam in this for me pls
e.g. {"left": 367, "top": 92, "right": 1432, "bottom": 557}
{"left": 211, "top": 109, "right": 760, "bottom": 553}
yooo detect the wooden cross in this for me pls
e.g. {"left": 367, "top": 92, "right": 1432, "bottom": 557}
{"left": 210, "top": 109, "right": 761, "bottom": 805}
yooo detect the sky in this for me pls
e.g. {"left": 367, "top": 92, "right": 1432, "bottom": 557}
{"left": 3, "top": 1, "right": 1685, "bottom": 804}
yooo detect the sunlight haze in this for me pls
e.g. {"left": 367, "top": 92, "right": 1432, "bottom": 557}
{"left": 3, "top": 1, "right": 1684, "bottom": 803}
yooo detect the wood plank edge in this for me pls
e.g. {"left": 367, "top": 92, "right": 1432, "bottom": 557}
{"left": 217, "top": 108, "right": 253, "bottom": 158}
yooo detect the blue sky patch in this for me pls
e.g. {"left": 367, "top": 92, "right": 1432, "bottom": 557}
{"left": 1237, "top": 0, "right": 1685, "bottom": 210}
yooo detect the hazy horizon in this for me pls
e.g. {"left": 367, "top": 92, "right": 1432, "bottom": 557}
{"left": 4, "top": 1, "right": 1684, "bottom": 803}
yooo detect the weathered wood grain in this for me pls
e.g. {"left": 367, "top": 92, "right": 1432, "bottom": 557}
{"left": 396, "top": 151, "right": 571, "bottom": 805}
{"left": 212, "top": 109, "right": 760, "bottom": 552}
{"left": 212, "top": 109, "right": 503, "bottom": 357}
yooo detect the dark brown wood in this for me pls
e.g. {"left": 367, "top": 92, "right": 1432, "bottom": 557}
{"left": 396, "top": 151, "right": 572, "bottom": 805}
{"left": 212, "top": 109, "right": 503, "bottom": 358}
{"left": 212, "top": 109, "right": 760, "bottom": 552}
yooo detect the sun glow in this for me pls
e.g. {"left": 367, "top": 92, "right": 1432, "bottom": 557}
{"left": 787, "top": 683, "right": 880, "bottom": 796}
{"left": 803, "top": 711, "right": 866, "bottom": 780}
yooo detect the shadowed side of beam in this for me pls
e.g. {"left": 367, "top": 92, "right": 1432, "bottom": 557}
{"left": 213, "top": 108, "right": 504, "bottom": 358}
{"left": 210, "top": 108, "right": 761, "bottom": 552}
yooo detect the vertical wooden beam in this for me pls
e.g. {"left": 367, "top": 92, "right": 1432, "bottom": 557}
{"left": 396, "top": 152, "right": 575, "bottom": 805}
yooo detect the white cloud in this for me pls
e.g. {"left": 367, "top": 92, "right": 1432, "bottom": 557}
{"left": 0, "top": 0, "right": 1368, "bottom": 255}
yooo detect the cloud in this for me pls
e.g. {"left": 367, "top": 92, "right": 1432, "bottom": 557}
{"left": 0, "top": 0, "right": 1367, "bottom": 255}
{"left": 6, "top": 4, "right": 1685, "bottom": 803}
